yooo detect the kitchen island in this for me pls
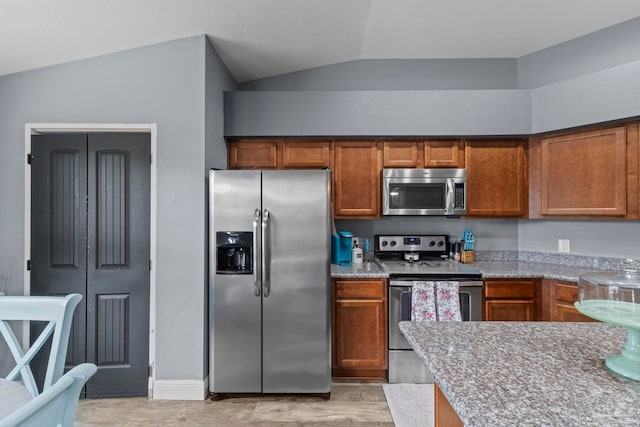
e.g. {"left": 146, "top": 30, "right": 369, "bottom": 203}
{"left": 399, "top": 321, "right": 640, "bottom": 427}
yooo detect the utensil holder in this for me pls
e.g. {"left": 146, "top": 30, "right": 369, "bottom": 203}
{"left": 461, "top": 250, "right": 474, "bottom": 264}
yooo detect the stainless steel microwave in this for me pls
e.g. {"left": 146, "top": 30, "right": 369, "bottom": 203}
{"left": 382, "top": 168, "right": 467, "bottom": 216}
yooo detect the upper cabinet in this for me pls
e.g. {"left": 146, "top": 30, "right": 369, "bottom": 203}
{"left": 228, "top": 139, "right": 279, "bottom": 169}
{"left": 529, "top": 124, "right": 640, "bottom": 219}
{"left": 465, "top": 139, "right": 528, "bottom": 217}
{"left": 333, "top": 141, "right": 381, "bottom": 218}
{"left": 383, "top": 141, "right": 419, "bottom": 168}
{"left": 382, "top": 140, "right": 464, "bottom": 168}
{"left": 227, "top": 139, "right": 330, "bottom": 170}
{"left": 424, "top": 140, "right": 464, "bottom": 168}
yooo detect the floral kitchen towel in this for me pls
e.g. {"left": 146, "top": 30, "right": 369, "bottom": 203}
{"left": 435, "top": 281, "right": 462, "bottom": 321}
{"left": 411, "top": 281, "right": 437, "bottom": 321}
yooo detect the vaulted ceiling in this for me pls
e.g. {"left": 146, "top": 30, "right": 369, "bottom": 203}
{"left": 2, "top": 0, "right": 640, "bottom": 82}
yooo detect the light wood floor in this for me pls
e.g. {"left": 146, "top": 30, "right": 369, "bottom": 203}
{"left": 75, "top": 382, "right": 394, "bottom": 426}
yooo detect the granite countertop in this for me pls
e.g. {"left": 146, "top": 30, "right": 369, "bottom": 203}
{"left": 330, "top": 261, "right": 388, "bottom": 279}
{"left": 399, "top": 321, "right": 640, "bottom": 427}
{"left": 471, "top": 260, "right": 591, "bottom": 282}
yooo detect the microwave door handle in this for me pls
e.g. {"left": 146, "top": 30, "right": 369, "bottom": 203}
{"left": 446, "top": 179, "right": 455, "bottom": 214}
{"left": 253, "top": 209, "right": 261, "bottom": 297}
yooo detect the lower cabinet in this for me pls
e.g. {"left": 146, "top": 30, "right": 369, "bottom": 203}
{"left": 541, "top": 279, "right": 597, "bottom": 322}
{"left": 331, "top": 278, "right": 388, "bottom": 379}
{"left": 483, "top": 279, "right": 538, "bottom": 321}
{"left": 435, "top": 383, "right": 463, "bottom": 427}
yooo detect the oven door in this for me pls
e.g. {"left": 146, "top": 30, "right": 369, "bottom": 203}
{"left": 388, "top": 280, "right": 483, "bottom": 350}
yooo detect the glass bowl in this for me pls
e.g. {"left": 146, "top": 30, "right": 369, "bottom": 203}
{"left": 574, "top": 259, "right": 640, "bottom": 381}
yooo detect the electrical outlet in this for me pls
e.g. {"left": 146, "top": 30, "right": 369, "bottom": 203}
{"left": 558, "top": 239, "right": 570, "bottom": 253}
{"left": 352, "top": 237, "right": 360, "bottom": 248}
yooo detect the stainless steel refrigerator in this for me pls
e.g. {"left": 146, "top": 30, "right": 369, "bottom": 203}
{"left": 208, "top": 169, "right": 331, "bottom": 396}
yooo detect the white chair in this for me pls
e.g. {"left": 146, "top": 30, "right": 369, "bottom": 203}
{"left": 0, "top": 363, "right": 97, "bottom": 427}
{"left": 0, "top": 293, "right": 92, "bottom": 426}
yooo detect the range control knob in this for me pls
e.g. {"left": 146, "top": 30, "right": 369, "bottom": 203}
{"left": 390, "top": 240, "right": 397, "bottom": 247}
{"left": 429, "top": 240, "right": 436, "bottom": 247}
{"left": 381, "top": 241, "right": 388, "bottom": 247}
{"left": 437, "top": 240, "right": 444, "bottom": 247}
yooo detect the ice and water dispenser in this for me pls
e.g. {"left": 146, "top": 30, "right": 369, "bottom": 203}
{"left": 216, "top": 232, "right": 252, "bottom": 274}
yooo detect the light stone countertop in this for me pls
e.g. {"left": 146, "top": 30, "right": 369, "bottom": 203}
{"left": 399, "top": 321, "right": 640, "bottom": 427}
{"left": 330, "top": 262, "right": 388, "bottom": 279}
{"left": 471, "top": 260, "right": 593, "bottom": 282}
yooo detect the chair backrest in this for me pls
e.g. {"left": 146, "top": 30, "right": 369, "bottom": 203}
{"left": 0, "top": 294, "right": 82, "bottom": 397}
{"left": 0, "top": 363, "right": 97, "bottom": 427}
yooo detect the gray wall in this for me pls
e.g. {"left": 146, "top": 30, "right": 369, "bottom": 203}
{"left": 517, "top": 17, "right": 640, "bottom": 89}
{"left": 204, "top": 38, "right": 238, "bottom": 376}
{"left": 0, "top": 35, "right": 216, "bottom": 383}
{"left": 518, "top": 221, "right": 640, "bottom": 259}
{"left": 240, "top": 59, "right": 517, "bottom": 91}
{"left": 336, "top": 218, "right": 519, "bottom": 255}
{"left": 225, "top": 90, "right": 531, "bottom": 136}
{"left": 531, "top": 60, "right": 640, "bottom": 133}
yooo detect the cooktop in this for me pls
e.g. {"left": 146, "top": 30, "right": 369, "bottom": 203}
{"left": 374, "top": 234, "right": 481, "bottom": 278}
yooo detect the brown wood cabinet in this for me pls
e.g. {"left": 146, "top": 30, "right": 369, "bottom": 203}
{"left": 227, "top": 139, "right": 331, "bottom": 169}
{"left": 332, "top": 278, "right": 387, "bottom": 379}
{"left": 541, "top": 279, "right": 597, "bottom": 322}
{"left": 530, "top": 123, "right": 640, "bottom": 219}
{"left": 424, "top": 140, "right": 464, "bottom": 168}
{"left": 383, "top": 141, "right": 419, "bottom": 168}
{"left": 282, "top": 140, "right": 331, "bottom": 168}
{"left": 465, "top": 139, "right": 528, "bottom": 217}
{"left": 333, "top": 141, "right": 382, "bottom": 218}
{"left": 228, "top": 139, "right": 280, "bottom": 169}
{"left": 435, "top": 383, "right": 463, "bottom": 427}
{"left": 535, "top": 127, "right": 627, "bottom": 217}
{"left": 484, "top": 278, "right": 538, "bottom": 321}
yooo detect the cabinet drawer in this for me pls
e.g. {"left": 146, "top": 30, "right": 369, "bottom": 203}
{"left": 484, "top": 280, "right": 536, "bottom": 299}
{"left": 335, "top": 279, "right": 386, "bottom": 299}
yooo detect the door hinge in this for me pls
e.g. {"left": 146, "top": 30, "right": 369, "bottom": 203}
{"left": 26, "top": 260, "right": 32, "bottom": 271}
{"left": 27, "top": 153, "right": 33, "bottom": 165}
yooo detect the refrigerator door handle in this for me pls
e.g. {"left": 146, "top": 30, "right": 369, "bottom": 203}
{"left": 262, "top": 208, "right": 270, "bottom": 297}
{"left": 253, "top": 209, "right": 261, "bottom": 297}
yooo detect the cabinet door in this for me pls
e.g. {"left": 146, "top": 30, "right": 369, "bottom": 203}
{"left": 282, "top": 140, "right": 330, "bottom": 168}
{"left": 465, "top": 140, "right": 527, "bottom": 217}
{"left": 383, "top": 141, "right": 419, "bottom": 168}
{"left": 333, "top": 141, "right": 381, "bottom": 218}
{"left": 485, "top": 300, "right": 535, "bottom": 321}
{"left": 424, "top": 140, "right": 464, "bottom": 168}
{"left": 484, "top": 279, "right": 538, "bottom": 321}
{"left": 332, "top": 279, "right": 387, "bottom": 379}
{"left": 539, "top": 127, "right": 627, "bottom": 216}
{"left": 228, "top": 140, "right": 280, "bottom": 169}
{"left": 549, "top": 281, "right": 597, "bottom": 322}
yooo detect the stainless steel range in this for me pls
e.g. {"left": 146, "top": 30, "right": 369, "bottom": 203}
{"left": 375, "top": 234, "right": 483, "bottom": 384}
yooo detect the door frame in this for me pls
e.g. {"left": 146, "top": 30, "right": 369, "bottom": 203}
{"left": 24, "top": 123, "right": 157, "bottom": 397}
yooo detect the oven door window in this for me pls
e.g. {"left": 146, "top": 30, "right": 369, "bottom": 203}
{"left": 389, "top": 183, "right": 446, "bottom": 210}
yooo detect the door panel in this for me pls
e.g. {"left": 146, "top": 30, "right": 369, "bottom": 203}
{"left": 261, "top": 170, "right": 331, "bottom": 393}
{"left": 30, "top": 133, "right": 150, "bottom": 398}
{"left": 31, "top": 135, "right": 88, "bottom": 383}
{"left": 86, "top": 133, "right": 150, "bottom": 397}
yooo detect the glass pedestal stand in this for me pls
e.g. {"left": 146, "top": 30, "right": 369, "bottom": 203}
{"left": 575, "top": 300, "right": 640, "bottom": 381}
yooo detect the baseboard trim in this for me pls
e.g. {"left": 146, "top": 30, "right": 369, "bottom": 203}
{"left": 153, "top": 378, "right": 209, "bottom": 400}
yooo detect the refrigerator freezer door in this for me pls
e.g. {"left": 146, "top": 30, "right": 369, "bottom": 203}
{"left": 209, "top": 170, "right": 262, "bottom": 393}
{"left": 261, "top": 170, "right": 331, "bottom": 393}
